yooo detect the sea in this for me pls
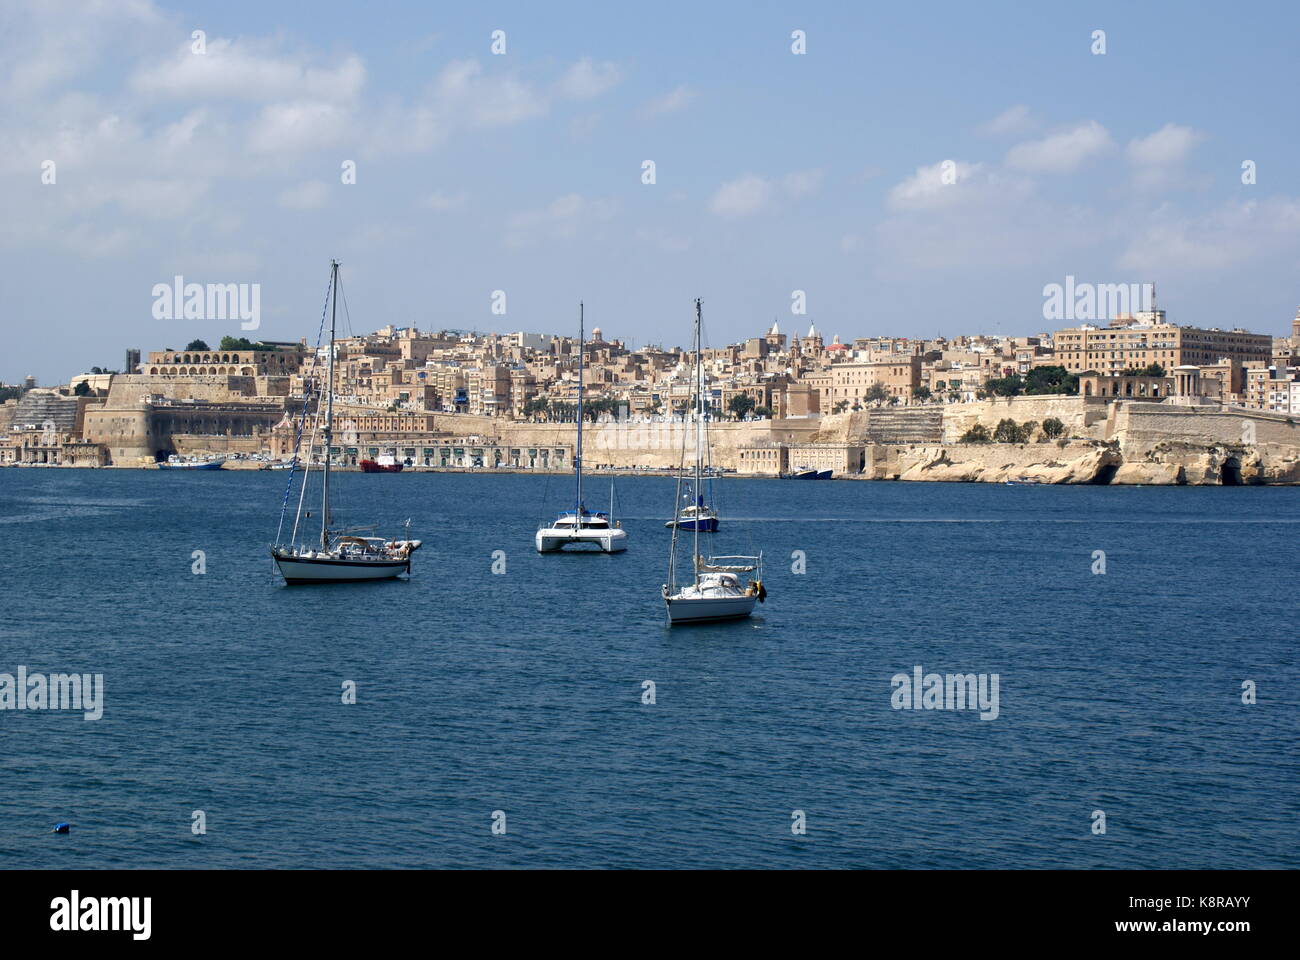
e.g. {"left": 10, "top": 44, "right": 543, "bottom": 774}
{"left": 1, "top": 468, "right": 1297, "bottom": 869}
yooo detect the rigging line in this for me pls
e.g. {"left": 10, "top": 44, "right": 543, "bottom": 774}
{"left": 274, "top": 381, "right": 314, "bottom": 545}
{"left": 337, "top": 269, "right": 355, "bottom": 340}
{"left": 275, "top": 270, "right": 334, "bottom": 542}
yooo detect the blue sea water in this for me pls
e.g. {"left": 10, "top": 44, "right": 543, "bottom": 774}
{"left": 1, "top": 468, "right": 1296, "bottom": 869}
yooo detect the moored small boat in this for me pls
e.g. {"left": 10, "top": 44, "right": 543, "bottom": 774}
{"left": 158, "top": 456, "right": 225, "bottom": 470}
{"left": 536, "top": 302, "right": 628, "bottom": 554}
{"left": 662, "top": 300, "right": 766, "bottom": 625}
{"left": 664, "top": 493, "right": 719, "bottom": 532}
{"left": 270, "top": 260, "right": 420, "bottom": 584}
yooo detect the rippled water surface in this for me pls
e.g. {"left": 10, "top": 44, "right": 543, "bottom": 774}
{"left": 1, "top": 468, "right": 1296, "bottom": 868}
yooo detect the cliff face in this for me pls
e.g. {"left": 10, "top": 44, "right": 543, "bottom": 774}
{"left": 862, "top": 438, "right": 1300, "bottom": 485}
{"left": 872, "top": 441, "right": 1120, "bottom": 484}
{"left": 833, "top": 397, "right": 1300, "bottom": 485}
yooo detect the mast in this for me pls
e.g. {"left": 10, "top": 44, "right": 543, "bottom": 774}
{"left": 693, "top": 297, "right": 702, "bottom": 587}
{"left": 321, "top": 260, "right": 338, "bottom": 550}
{"left": 576, "top": 301, "right": 584, "bottom": 519}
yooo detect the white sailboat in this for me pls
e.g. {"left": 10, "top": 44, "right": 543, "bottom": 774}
{"left": 662, "top": 299, "right": 766, "bottom": 624}
{"left": 536, "top": 302, "right": 628, "bottom": 553}
{"left": 270, "top": 260, "right": 421, "bottom": 584}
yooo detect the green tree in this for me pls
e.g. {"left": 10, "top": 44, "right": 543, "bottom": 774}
{"left": 1119, "top": 363, "right": 1166, "bottom": 378}
{"left": 73, "top": 380, "right": 92, "bottom": 396}
{"left": 185, "top": 339, "right": 210, "bottom": 351}
{"left": 912, "top": 385, "right": 932, "bottom": 402}
{"left": 727, "top": 393, "right": 756, "bottom": 420}
{"left": 959, "top": 424, "right": 991, "bottom": 443}
{"left": 1024, "top": 365, "right": 1079, "bottom": 395}
{"left": 219, "top": 336, "right": 276, "bottom": 352}
{"left": 865, "top": 383, "right": 889, "bottom": 404}
{"left": 754, "top": 405, "right": 773, "bottom": 418}
{"left": 985, "top": 374, "right": 1023, "bottom": 397}
{"left": 1041, "top": 417, "right": 1066, "bottom": 439}
{"left": 832, "top": 399, "right": 850, "bottom": 414}
{"left": 993, "top": 418, "right": 1030, "bottom": 443}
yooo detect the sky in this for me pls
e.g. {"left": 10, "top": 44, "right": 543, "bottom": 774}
{"left": 3, "top": 0, "right": 1299, "bottom": 383}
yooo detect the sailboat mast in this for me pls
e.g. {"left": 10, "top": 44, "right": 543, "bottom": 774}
{"left": 321, "top": 260, "right": 338, "bottom": 550}
{"left": 693, "top": 297, "right": 702, "bottom": 587}
{"left": 576, "top": 301, "right": 584, "bottom": 518}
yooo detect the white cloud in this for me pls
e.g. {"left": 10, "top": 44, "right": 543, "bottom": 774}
{"left": 783, "top": 169, "right": 824, "bottom": 198}
{"left": 0, "top": 0, "right": 163, "bottom": 102}
{"left": 277, "top": 180, "right": 331, "bottom": 210}
{"left": 979, "top": 104, "right": 1033, "bottom": 136}
{"left": 432, "top": 59, "right": 548, "bottom": 127}
{"left": 710, "top": 174, "right": 773, "bottom": 217}
{"left": 111, "top": 178, "right": 212, "bottom": 219}
{"left": 248, "top": 100, "right": 352, "bottom": 154}
{"left": 1118, "top": 197, "right": 1300, "bottom": 272}
{"left": 642, "top": 84, "right": 695, "bottom": 116}
{"left": 556, "top": 57, "right": 622, "bottom": 100}
{"left": 1127, "top": 123, "right": 1203, "bottom": 167}
{"left": 1005, "top": 121, "right": 1112, "bottom": 173}
{"left": 506, "top": 193, "right": 617, "bottom": 246}
{"left": 1126, "top": 123, "right": 1207, "bottom": 189}
{"left": 131, "top": 39, "right": 367, "bottom": 103}
{"left": 887, "top": 161, "right": 987, "bottom": 210}
{"left": 424, "top": 192, "right": 466, "bottom": 211}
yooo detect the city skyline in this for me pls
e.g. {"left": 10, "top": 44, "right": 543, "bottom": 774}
{"left": 4, "top": 0, "right": 1300, "bottom": 383}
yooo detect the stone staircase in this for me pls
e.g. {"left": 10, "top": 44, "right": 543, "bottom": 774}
{"left": 862, "top": 407, "right": 944, "bottom": 444}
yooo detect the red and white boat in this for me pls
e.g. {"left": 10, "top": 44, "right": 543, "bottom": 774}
{"left": 359, "top": 455, "right": 403, "bottom": 473}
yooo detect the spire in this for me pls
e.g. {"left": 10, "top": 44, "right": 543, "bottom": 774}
{"left": 807, "top": 322, "right": 817, "bottom": 339}
{"left": 770, "top": 319, "right": 780, "bottom": 336}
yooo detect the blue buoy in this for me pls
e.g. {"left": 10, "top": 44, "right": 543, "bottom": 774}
{"left": 52, "top": 822, "right": 71, "bottom": 834}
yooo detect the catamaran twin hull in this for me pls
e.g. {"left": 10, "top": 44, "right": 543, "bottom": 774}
{"left": 535, "top": 527, "right": 628, "bottom": 553}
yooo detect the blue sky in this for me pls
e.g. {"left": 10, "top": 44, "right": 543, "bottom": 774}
{"left": 3, "top": 0, "right": 1299, "bottom": 381}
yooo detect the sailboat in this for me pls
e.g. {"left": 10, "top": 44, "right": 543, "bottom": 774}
{"left": 535, "top": 302, "right": 628, "bottom": 553}
{"left": 270, "top": 260, "right": 421, "bottom": 584}
{"left": 662, "top": 299, "right": 766, "bottom": 624}
{"left": 664, "top": 482, "right": 719, "bottom": 531}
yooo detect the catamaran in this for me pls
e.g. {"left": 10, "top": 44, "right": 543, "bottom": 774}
{"left": 662, "top": 299, "right": 765, "bottom": 624}
{"left": 536, "top": 302, "right": 627, "bottom": 553}
{"left": 535, "top": 304, "right": 627, "bottom": 552}
{"left": 270, "top": 260, "right": 421, "bottom": 584}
